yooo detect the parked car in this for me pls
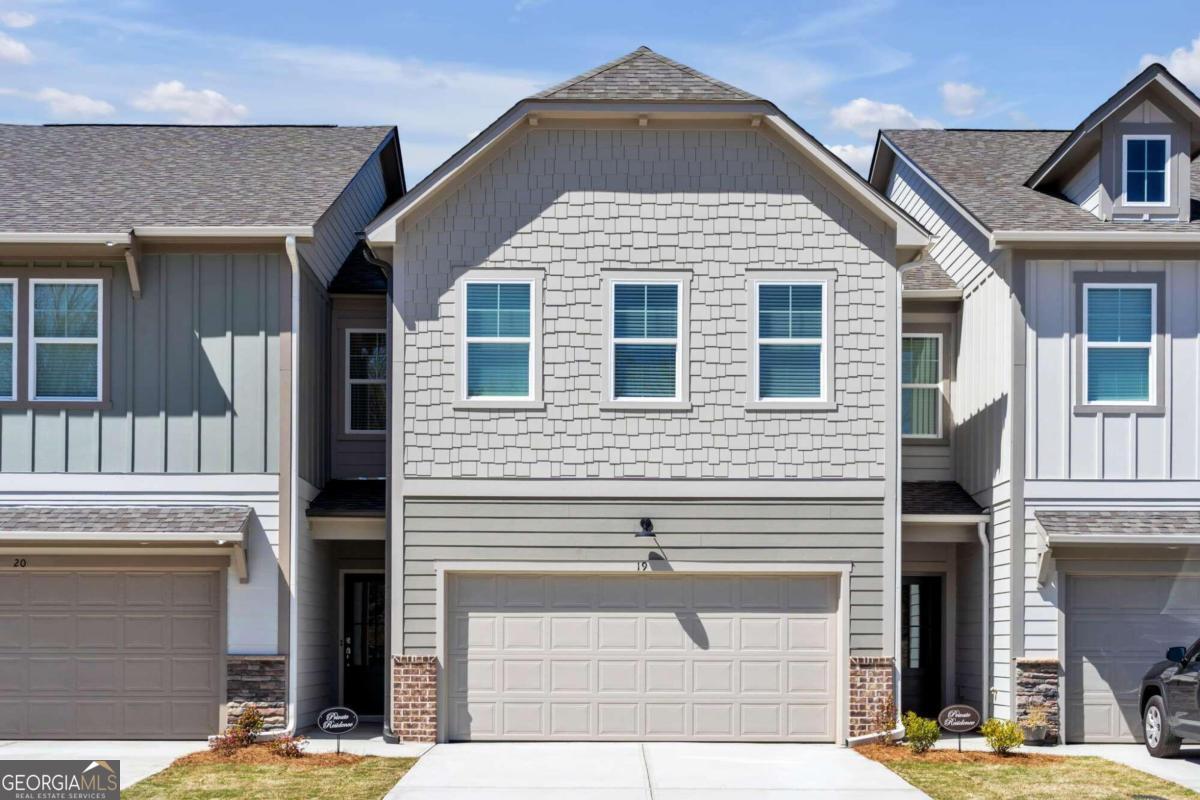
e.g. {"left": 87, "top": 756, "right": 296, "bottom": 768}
{"left": 1141, "top": 639, "right": 1200, "bottom": 757}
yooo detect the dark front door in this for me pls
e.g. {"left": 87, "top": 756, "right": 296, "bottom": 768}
{"left": 901, "top": 576, "right": 943, "bottom": 719}
{"left": 343, "top": 573, "right": 386, "bottom": 716}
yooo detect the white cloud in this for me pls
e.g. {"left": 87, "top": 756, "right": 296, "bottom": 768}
{"left": 131, "top": 81, "right": 247, "bottom": 123}
{"left": 513, "top": 0, "right": 550, "bottom": 11}
{"left": 830, "top": 97, "right": 940, "bottom": 139}
{"left": 36, "top": 87, "right": 114, "bottom": 118}
{"left": 1141, "top": 35, "right": 1200, "bottom": 89}
{"left": 0, "top": 11, "right": 35, "bottom": 28}
{"left": 0, "top": 30, "right": 31, "bottom": 63}
{"left": 940, "top": 81, "right": 985, "bottom": 117}
{"left": 830, "top": 143, "right": 875, "bottom": 176}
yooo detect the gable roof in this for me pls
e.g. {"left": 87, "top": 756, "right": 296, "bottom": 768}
{"left": 0, "top": 124, "right": 396, "bottom": 234}
{"left": 535, "top": 46, "right": 760, "bottom": 103}
{"left": 902, "top": 252, "right": 958, "bottom": 293}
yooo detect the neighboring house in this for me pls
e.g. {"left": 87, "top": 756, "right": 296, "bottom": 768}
{"left": 0, "top": 123, "right": 403, "bottom": 739}
{"left": 871, "top": 63, "right": 1200, "bottom": 743}
{"left": 365, "top": 47, "right": 928, "bottom": 743}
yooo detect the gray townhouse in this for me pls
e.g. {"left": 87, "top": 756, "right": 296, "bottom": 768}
{"left": 870, "top": 63, "right": 1200, "bottom": 744}
{"left": 364, "top": 47, "right": 930, "bottom": 744}
{"left": 0, "top": 123, "right": 403, "bottom": 739}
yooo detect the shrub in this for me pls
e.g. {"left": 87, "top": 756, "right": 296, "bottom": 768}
{"left": 268, "top": 735, "right": 307, "bottom": 758}
{"left": 1021, "top": 704, "right": 1049, "bottom": 730}
{"left": 870, "top": 693, "right": 899, "bottom": 744}
{"left": 980, "top": 718, "right": 1024, "bottom": 754}
{"left": 209, "top": 705, "right": 266, "bottom": 755}
{"left": 902, "top": 711, "right": 941, "bottom": 754}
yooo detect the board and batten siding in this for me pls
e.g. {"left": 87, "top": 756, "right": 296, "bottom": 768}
{"left": 402, "top": 498, "right": 886, "bottom": 657}
{"left": 0, "top": 255, "right": 282, "bottom": 474}
{"left": 395, "top": 127, "right": 893, "bottom": 480}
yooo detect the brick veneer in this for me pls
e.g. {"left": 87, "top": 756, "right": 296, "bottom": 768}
{"left": 392, "top": 655, "right": 438, "bottom": 742}
{"left": 849, "top": 656, "right": 895, "bottom": 739}
{"left": 1015, "top": 657, "right": 1060, "bottom": 743}
{"left": 226, "top": 655, "right": 286, "bottom": 730}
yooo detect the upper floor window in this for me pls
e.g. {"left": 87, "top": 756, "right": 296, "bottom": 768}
{"left": 1084, "top": 284, "right": 1154, "bottom": 404}
{"left": 1123, "top": 135, "right": 1169, "bottom": 205}
{"left": 0, "top": 280, "right": 14, "bottom": 401}
{"left": 902, "top": 334, "right": 941, "bottom": 437}
{"left": 30, "top": 278, "right": 102, "bottom": 401}
{"left": 754, "top": 282, "right": 825, "bottom": 401}
{"left": 611, "top": 281, "right": 680, "bottom": 401}
{"left": 346, "top": 329, "right": 386, "bottom": 433}
{"left": 464, "top": 281, "right": 533, "bottom": 400}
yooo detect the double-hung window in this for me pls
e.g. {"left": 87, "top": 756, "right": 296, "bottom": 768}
{"left": 346, "top": 329, "right": 386, "bottom": 433}
{"left": 1123, "top": 135, "right": 1169, "bottom": 205}
{"left": 463, "top": 280, "right": 534, "bottom": 400}
{"left": 0, "top": 279, "right": 14, "bottom": 400}
{"left": 754, "top": 282, "right": 825, "bottom": 402}
{"left": 30, "top": 278, "right": 102, "bottom": 401}
{"left": 901, "top": 334, "right": 941, "bottom": 437}
{"left": 611, "top": 281, "right": 680, "bottom": 401}
{"left": 1084, "top": 284, "right": 1155, "bottom": 404}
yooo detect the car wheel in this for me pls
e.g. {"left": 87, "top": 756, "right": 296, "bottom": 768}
{"left": 1144, "top": 695, "right": 1181, "bottom": 758}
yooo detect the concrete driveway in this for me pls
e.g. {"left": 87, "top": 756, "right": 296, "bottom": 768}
{"left": 386, "top": 742, "right": 928, "bottom": 799}
{"left": 0, "top": 739, "right": 207, "bottom": 789}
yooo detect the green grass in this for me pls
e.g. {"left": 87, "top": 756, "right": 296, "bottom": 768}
{"left": 121, "top": 754, "right": 417, "bottom": 800}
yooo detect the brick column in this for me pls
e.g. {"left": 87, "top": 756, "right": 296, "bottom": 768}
{"left": 849, "top": 656, "right": 895, "bottom": 739}
{"left": 392, "top": 655, "right": 438, "bottom": 742}
{"left": 226, "top": 655, "right": 287, "bottom": 730}
{"left": 1015, "top": 657, "right": 1060, "bottom": 743}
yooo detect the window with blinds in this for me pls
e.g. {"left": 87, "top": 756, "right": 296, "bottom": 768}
{"left": 0, "top": 280, "right": 13, "bottom": 400}
{"left": 346, "top": 329, "right": 387, "bottom": 433}
{"left": 31, "top": 279, "right": 101, "bottom": 401}
{"left": 1085, "top": 285, "right": 1154, "bottom": 403}
{"left": 755, "top": 282, "right": 824, "bottom": 401}
{"left": 465, "top": 281, "right": 533, "bottom": 399}
{"left": 901, "top": 334, "right": 941, "bottom": 437}
{"left": 611, "top": 282, "right": 679, "bottom": 400}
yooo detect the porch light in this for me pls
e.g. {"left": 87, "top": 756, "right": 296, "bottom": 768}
{"left": 635, "top": 518, "right": 655, "bottom": 538}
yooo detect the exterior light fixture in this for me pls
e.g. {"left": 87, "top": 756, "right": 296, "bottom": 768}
{"left": 636, "top": 518, "right": 655, "bottom": 538}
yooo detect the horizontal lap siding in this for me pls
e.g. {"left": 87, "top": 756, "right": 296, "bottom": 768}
{"left": 402, "top": 499, "right": 885, "bottom": 657}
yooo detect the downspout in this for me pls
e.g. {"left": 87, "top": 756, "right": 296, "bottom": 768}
{"left": 283, "top": 234, "right": 301, "bottom": 736}
{"left": 977, "top": 519, "right": 991, "bottom": 718}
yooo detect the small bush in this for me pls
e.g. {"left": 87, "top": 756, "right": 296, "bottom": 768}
{"left": 902, "top": 711, "right": 941, "bottom": 754}
{"left": 870, "top": 693, "right": 899, "bottom": 744}
{"left": 1021, "top": 704, "right": 1049, "bottom": 729}
{"left": 980, "top": 718, "right": 1024, "bottom": 754}
{"left": 267, "top": 735, "right": 307, "bottom": 758}
{"left": 209, "top": 705, "right": 266, "bottom": 755}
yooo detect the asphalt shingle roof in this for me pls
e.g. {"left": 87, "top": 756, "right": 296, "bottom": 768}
{"left": 0, "top": 124, "right": 394, "bottom": 232}
{"left": 535, "top": 46, "right": 759, "bottom": 103}
{"left": 903, "top": 482, "right": 985, "bottom": 516}
{"left": 1037, "top": 509, "right": 1200, "bottom": 538}
{"left": 903, "top": 252, "right": 958, "bottom": 292}
{"left": 0, "top": 505, "right": 253, "bottom": 534}
{"left": 329, "top": 242, "right": 388, "bottom": 295}
{"left": 884, "top": 128, "right": 1200, "bottom": 233}
{"left": 307, "top": 480, "right": 386, "bottom": 518}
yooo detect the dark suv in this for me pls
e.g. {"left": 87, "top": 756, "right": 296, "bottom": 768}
{"left": 1141, "top": 638, "right": 1200, "bottom": 757}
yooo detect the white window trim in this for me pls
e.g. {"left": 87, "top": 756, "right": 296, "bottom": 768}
{"left": 344, "top": 328, "right": 387, "bottom": 435}
{"left": 901, "top": 332, "right": 942, "bottom": 439}
{"left": 1082, "top": 282, "right": 1157, "bottom": 406}
{"left": 458, "top": 276, "right": 539, "bottom": 406}
{"left": 29, "top": 277, "right": 103, "bottom": 402}
{"left": 0, "top": 278, "right": 15, "bottom": 401}
{"left": 1121, "top": 134, "right": 1171, "bottom": 208}
{"left": 608, "top": 278, "right": 683, "bottom": 404}
{"left": 751, "top": 280, "right": 829, "bottom": 405}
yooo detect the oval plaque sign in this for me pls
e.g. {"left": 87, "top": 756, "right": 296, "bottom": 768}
{"left": 937, "top": 704, "right": 981, "bottom": 733}
{"left": 317, "top": 706, "right": 359, "bottom": 736}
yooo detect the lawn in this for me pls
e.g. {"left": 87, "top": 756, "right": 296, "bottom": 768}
{"left": 860, "top": 744, "right": 1200, "bottom": 800}
{"left": 121, "top": 745, "right": 417, "bottom": 800}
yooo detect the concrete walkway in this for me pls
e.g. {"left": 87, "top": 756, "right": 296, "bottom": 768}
{"left": 386, "top": 742, "right": 929, "bottom": 799}
{"left": 0, "top": 739, "right": 207, "bottom": 789}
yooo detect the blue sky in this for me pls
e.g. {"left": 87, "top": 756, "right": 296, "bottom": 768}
{"left": 1, "top": 0, "right": 1198, "bottom": 179}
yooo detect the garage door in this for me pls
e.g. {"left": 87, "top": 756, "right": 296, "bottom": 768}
{"left": 447, "top": 572, "right": 839, "bottom": 741}
{"left": 0, "top": 570, "right": 222, "bottom": 739}
{"left": 1065, "top": 574, "right": 1200, "bottom": 742}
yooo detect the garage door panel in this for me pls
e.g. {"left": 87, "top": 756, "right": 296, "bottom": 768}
{"left": 28, "top": 657, "right": 72, "bottom": 692}
{"left": 0, "top": 615, "right": 24, "bottom": 646}
{"left": 77, "top": 658, "right": 119, "bottom": 692}
{"left": 79, "top": 615, "right": 121, "bottom": 649}
{"left": 77, "top": 574, "right": 121, "bottom": 605}
{"left": 29, "top": 575, "right": 73, "bottom": 605}
{"left": 126, "top": 574, "right": 171, "bottom": 606}
{"left": 550, "top": 660, "right": 590, "bottom": 693}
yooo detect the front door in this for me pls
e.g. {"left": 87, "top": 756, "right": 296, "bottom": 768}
{"left": 901, "top": 576, "right": 943, "bottom": 719}
{"left": 342, "top": 573, "right": 386, "bottom": 716}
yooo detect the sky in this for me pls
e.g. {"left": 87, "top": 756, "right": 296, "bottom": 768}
{"left": 1, "top": 0, "right": 1199, "bottom": 181}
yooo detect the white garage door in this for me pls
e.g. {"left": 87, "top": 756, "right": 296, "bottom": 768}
{"left": 447, "top": 572, "right": 840, "bottom": 741}
{"left": 1066, "top": 574, "right": 1200, "bottom": 743}
{"left": 0, "top": 570, "right": 223, "bottom": 739}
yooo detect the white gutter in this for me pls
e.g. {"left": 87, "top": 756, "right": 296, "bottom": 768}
{"left": 283, "top": 234, "right": 302, "bottom": 737}
{"left": 0, "top": 232, "right": 131, "bottom": 245}
{"left": 901, "top": 513, "right": 991, "bottom": 524}
{"left": 991, "top": 229, "right": 1200, "bottom": 248}
{"left": 902, "top": 289, "right": 962, "bottom": 301}
{"left": 977, "top": 520, "right": 991, "bottom": 718}
{"left": 0, "top": 226, "right": 314, "bottom": 245}
{"left": 1046, "top": 533, "right": 1200, "bottom": 546}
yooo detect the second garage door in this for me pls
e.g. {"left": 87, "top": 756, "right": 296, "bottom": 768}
{"left": 446, "top": 572, "right": 840, "bottom": 741}
{"left": 1065, "top": 573, "right": 1200, "bottom": 742}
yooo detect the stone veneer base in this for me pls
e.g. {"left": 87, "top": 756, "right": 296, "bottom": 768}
{"left": 392, "top": 655, "right": 438, "bottom": 742}
{"left": 226, "top": 655, "right": 287, "bottom": 731}
{"left": 1015, "top": 657, "right": 1060, "bottom": 743}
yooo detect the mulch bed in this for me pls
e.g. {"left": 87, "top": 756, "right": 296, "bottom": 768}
{"left": 858, "top": 743, "right": 1066, "bottom": 767}
{"left": 176, "top": 744, "right": 364, "bottom": 769}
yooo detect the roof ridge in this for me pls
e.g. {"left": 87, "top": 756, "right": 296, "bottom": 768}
{"left": 636, "top": 48, "right": 757, "bottom": 100}
{"left": 534, "top": 47, "right": 650, "bottom": 98}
